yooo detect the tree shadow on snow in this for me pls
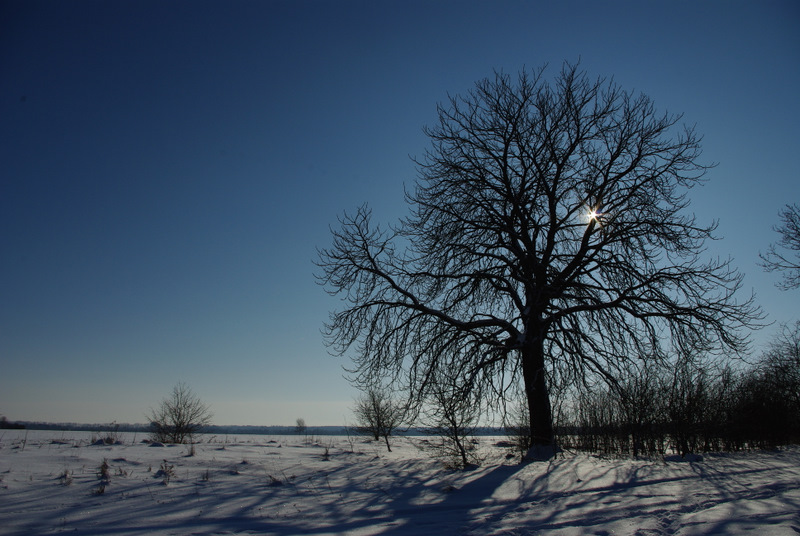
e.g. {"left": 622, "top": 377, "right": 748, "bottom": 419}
{"left": 6, "top": 445, "right": 799, "bottom": 536}
{"left": 366, "top": 452, "right": 800, "bottom": 536}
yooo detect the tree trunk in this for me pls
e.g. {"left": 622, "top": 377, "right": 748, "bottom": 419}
{"left": 521, "top": 336, "right": 555, "bottom": 459}
{"left": 456, "top": 436, "right": 469, "bottom": 468}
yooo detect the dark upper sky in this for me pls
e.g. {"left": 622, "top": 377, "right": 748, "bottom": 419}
{"left": 1, "top": 0, "right": 798, "bottom": 425}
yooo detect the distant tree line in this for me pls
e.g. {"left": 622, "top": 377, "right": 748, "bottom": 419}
{"left": 0, "top": 416, "right": 25, "bottom": 429}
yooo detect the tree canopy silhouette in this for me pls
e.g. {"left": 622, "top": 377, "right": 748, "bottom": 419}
{"left": 317, "top": 62, "right": 761, "bottom": 457}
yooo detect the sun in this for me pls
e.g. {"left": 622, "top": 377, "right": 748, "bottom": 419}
{"left": 584, "top": 207, "right": 602, "bottom": 223}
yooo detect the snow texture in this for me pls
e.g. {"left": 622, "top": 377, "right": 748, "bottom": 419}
{"left": 1, "top": 431, "right": 798, "bottom": 535}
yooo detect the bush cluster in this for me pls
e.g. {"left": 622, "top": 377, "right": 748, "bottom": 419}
{"left": 554, "top": 330, "right": 800, "bottom": 457}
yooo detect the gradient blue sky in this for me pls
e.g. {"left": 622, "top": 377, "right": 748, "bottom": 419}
{"left": 2, "top": 0, "right": 798, "bottom": 426}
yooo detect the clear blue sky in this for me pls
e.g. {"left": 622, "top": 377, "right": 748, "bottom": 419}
{"left": 2, "top": 0, "right": 798, "bottom": 426}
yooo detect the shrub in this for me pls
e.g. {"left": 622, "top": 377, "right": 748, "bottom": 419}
{"left": 352, "top": 388, "right": 405, "bottom": 452}
{"left": 147, "top": 383, "right": 212, "bottom": 444}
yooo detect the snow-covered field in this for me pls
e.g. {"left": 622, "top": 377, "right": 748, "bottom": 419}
{"left": 1, "top": 431, "right": 798, "bottom": 535}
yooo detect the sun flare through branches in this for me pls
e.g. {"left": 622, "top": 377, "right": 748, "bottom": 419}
{"left": 584, "top": 207, "right": 603, "bottom": 224}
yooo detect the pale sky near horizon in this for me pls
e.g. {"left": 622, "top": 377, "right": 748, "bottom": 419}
{"left": 2, "top": 0, "right": 798, "bottom": 426}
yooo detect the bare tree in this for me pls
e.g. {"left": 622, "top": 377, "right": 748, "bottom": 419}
{"left": 147, "top": 383, "right": 212, "bottom": 444}
{"left": 503, "top": 396, "right": 532, "bottom": 461}
{"left": 353, "top": 388, "right": 404, "bottom": 451}
{"left": 421, "top": 371, "right": 481, "bottom": 469}
{"left": 317, "top": 62, "right": 762, "bottom": 458}
{"left": 295, "top": 418, "right": 307, "bottom": 436}
{"left": 760, "top": 203, "right": 800, "bottom": 290}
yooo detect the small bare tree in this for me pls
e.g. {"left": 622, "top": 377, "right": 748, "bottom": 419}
{"left": 353, "top": 388, "right": 404, "bottom": 451}
{"left": 295, "top": 418, "right": 307, "bottom": 437}
{"left": 760, "top": 203, "right": 800, "bottom": 290}
{"left": 503, "top": 397, "right": 531, "bottom": 461}
{"left": 147, "top": 383, "right": 212, "bottom": 444}
{"left": 421, "top": 373, "right": 481, "bottom": 469}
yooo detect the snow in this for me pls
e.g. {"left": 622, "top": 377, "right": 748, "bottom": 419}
{"left": 1, "top": 431, "right": 798, "bottom": 535}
